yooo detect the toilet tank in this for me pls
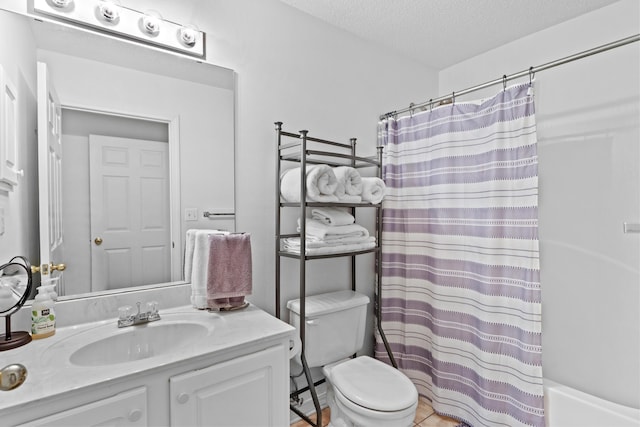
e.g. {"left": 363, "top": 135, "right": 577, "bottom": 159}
{"left": 287, "top": 290, "right": 370, "bottom": 368}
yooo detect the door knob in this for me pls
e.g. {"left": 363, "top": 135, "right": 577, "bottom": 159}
{"left": 94, "top": 237, "right": 103, "bottom": 245}
{"left": 50, "top": 263, "right": 65, "bottom": 272}
{"left": 31, "top": 262, "right": 66, "bottom": 274}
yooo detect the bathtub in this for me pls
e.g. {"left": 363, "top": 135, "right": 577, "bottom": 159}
{"left": 544, "top": 379, "right": 640, "bottom": 427}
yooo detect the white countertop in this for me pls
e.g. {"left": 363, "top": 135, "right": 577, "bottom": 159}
{"left": 0, "top": 304, "right": 295, "bottom": 412}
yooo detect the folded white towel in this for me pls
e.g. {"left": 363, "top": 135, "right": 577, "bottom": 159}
{"left": 282, "top": 237, "right": 376, "bottom": 255}
{"left": 298, "top": 218, "right": 369, "bottom": 242}
{"left": 186, "top": 229, "right": 228, "bottom": 309}
{"left": 333, "top": 166, "right": 363, "bottom": 195}
{"left": 283, "top": 236, "right": 375, "bottom": 250}
{"left": 280, "top": 165, "right": 339, "bottom": 202}
{"left": 311, "top": 207, "right": 354, "bottom": 226}
{"left": 361, "top": 177, "right": 386, "bottom": 204}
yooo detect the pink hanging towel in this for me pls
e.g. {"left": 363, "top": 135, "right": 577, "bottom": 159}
{"left": 206, "top": 233, "right": 252, "bottom": 310}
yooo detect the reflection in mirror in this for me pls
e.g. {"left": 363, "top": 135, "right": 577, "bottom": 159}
{"left": 0, "top": 8, "right": 235, "bottom": 301}
{"left": 61, "top": 110, "right": 171, "bottom": 295}
{"left": 0, "top": 256, "right": 32, "bottom": 351}
{"left": 0, "top": 261, "right": 30, "bottom": 313}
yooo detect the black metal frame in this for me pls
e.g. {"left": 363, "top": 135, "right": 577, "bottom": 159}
{"left": 275, "top": 122, "right": 396, "bottom": 426}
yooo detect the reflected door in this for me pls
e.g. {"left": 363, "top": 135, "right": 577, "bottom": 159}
{"left": 37, "top": 62, "right": 65, "bottom": 291}
{"left": 89, "top": 135, "right": 170, "bottom": 291}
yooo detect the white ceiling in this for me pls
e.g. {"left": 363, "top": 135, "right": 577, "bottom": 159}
{"left": 278, "top": 0, "right": 619, "bottom": 69}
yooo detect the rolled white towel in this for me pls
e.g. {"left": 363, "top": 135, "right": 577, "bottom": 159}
{"left": 334, "top": 181, "right": 362, "bottom": 203}
{"left": 361, "top": 177, "right": 386, "bottom": 204}
{"left": 333, "top": 166, "right": 363, "bottom": 195}
{"left": 311, "top": 207, "right": 354, "bottom": 226}
{"left": 280, "top": 165, "right": 339, "bottom": 202}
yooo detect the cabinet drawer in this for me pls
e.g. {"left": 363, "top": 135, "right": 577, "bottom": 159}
{"left": 17, "top": 386, "right": 147, "bottom": 427}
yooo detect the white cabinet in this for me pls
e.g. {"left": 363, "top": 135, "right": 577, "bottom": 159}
{"left": 170, "top": 344, "right": 288, "bottom": 427}
{"left": 17, "top": 387, "right": 147, "bottom": 427}
{"left": 1, "top": 305, "right": 294, "bottom": 427}
{"left": 9, "top": 343, "right": 289, "bottom": 427}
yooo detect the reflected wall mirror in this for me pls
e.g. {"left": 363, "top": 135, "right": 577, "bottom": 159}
{"left": 0, "top": 7, "right": 236, "bottom": 301}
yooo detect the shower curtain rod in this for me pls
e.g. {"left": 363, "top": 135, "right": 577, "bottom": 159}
{"left": 380, "top": 34, "right": 640, "bottom": 120}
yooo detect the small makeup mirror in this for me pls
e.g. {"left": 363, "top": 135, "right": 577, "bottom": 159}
{"left": 0, "top": 257, "right": 33, "bottom": 351}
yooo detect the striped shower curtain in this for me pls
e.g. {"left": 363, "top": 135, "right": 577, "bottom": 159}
{"left": 375, "top": 83, "right": 544, "bottom": 427}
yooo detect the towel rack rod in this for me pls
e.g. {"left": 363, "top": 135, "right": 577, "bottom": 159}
{"left": 203, "top": 211, "right": 235, "bottom": 218}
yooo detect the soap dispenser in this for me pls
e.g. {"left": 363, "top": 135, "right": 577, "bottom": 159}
{"left": 31, "top": 279, "right": 57, "bottom": 339}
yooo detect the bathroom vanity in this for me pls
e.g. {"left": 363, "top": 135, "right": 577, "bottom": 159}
{"left": 0, "top": 302, "right": 294, "bottom": 426}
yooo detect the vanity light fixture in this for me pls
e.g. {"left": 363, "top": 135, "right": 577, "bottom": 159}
{"left": 33, "top": 0, "right": 206, "bottom": 58}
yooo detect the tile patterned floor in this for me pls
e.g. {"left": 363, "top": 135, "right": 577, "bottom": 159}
{"left": 290, "top": 395, "right": 461, "bottom": 427}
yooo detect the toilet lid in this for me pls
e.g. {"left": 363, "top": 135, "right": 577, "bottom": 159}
{"left": 331, "top": 356, "right": 417, "bottom": 412}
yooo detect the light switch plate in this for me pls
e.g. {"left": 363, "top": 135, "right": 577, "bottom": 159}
{"left": 185, "top": 208, "right": 198, "bottom": 221}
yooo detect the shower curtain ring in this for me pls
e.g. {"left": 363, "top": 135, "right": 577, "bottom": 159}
{"left": 409, "top": 102, "right": 415, "bottom": 117}
{"left": 529, "top": 66, "right": 535, "bottom": 85}
{"left": 502, "top": 74, "right": 507, "bottom": 91}
{"left": 452, "top": 92, "right": 455, "bottom": 105}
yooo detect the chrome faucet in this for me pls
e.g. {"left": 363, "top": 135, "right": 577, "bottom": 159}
{"left": 117, "top": 301, "right": 160, "bottom": 328}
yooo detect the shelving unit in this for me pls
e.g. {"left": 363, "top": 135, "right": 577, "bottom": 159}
{"left": 274, "top": 122, "right": 396, "bottom": 427}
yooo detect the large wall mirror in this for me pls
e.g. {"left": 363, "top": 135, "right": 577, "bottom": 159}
{"left": 0, "top": 7, "right": 235, "bottom": 301}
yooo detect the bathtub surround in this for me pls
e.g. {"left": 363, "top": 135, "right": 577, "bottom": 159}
{"left": 377, "top": 83, "right": 542, "bottom": 426}
{"left": 439, "top": 0, "right": 640, "bottom": 410}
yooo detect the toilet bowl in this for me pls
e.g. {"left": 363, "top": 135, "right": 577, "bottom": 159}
{"left": 322, "top": 356, "right": 418, "bottom": 427}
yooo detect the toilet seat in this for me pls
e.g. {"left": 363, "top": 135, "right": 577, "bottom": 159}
{"left": 329, "top": 356, "right": 417, "bottom": 412}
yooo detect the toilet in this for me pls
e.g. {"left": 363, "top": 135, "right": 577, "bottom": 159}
{"left": 287, "top": 290, "right": 418, "bottom": 427}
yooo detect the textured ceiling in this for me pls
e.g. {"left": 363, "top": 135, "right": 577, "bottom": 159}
{"left": 278, "top": 0, "right": 619, "bottom": 69}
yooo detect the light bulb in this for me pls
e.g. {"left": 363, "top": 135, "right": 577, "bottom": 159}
{"left": 98, "top": 1, "right": 120, "bottom": 24}
{"left": 179, "top": 25, "right": 198, "bottom": 47}
{"left": 50, "top": 0, "right": 73, "bottom": 8}
{"left": 141, "top": 10, "right": 162, "bottom": 36}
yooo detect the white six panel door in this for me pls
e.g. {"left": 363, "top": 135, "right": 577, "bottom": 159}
{"left": 89, "top": 135, "right": 170, "bottom": 291}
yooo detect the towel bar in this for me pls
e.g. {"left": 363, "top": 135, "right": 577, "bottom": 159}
{"left": 203, "top": 211, "right": 235, "bottom": 218}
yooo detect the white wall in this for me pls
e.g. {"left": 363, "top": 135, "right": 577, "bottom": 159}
{"left": 439, "top": 0, "right": 640, "bottom": 409}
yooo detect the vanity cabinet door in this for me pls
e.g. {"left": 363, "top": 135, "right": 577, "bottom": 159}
{"left": 16, "top": 387, "right": 147, "bottom": 427}
{"left": 170, "top": 344, "right": 288, "bottom": 427}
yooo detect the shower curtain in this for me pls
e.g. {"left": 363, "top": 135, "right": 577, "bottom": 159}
{"left": 375, "top": 83, "right": 544, "bottom": 427}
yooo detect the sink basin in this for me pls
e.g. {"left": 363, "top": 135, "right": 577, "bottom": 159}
{"left": 69, "top": 321, "right": 210, "bottom": 366}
